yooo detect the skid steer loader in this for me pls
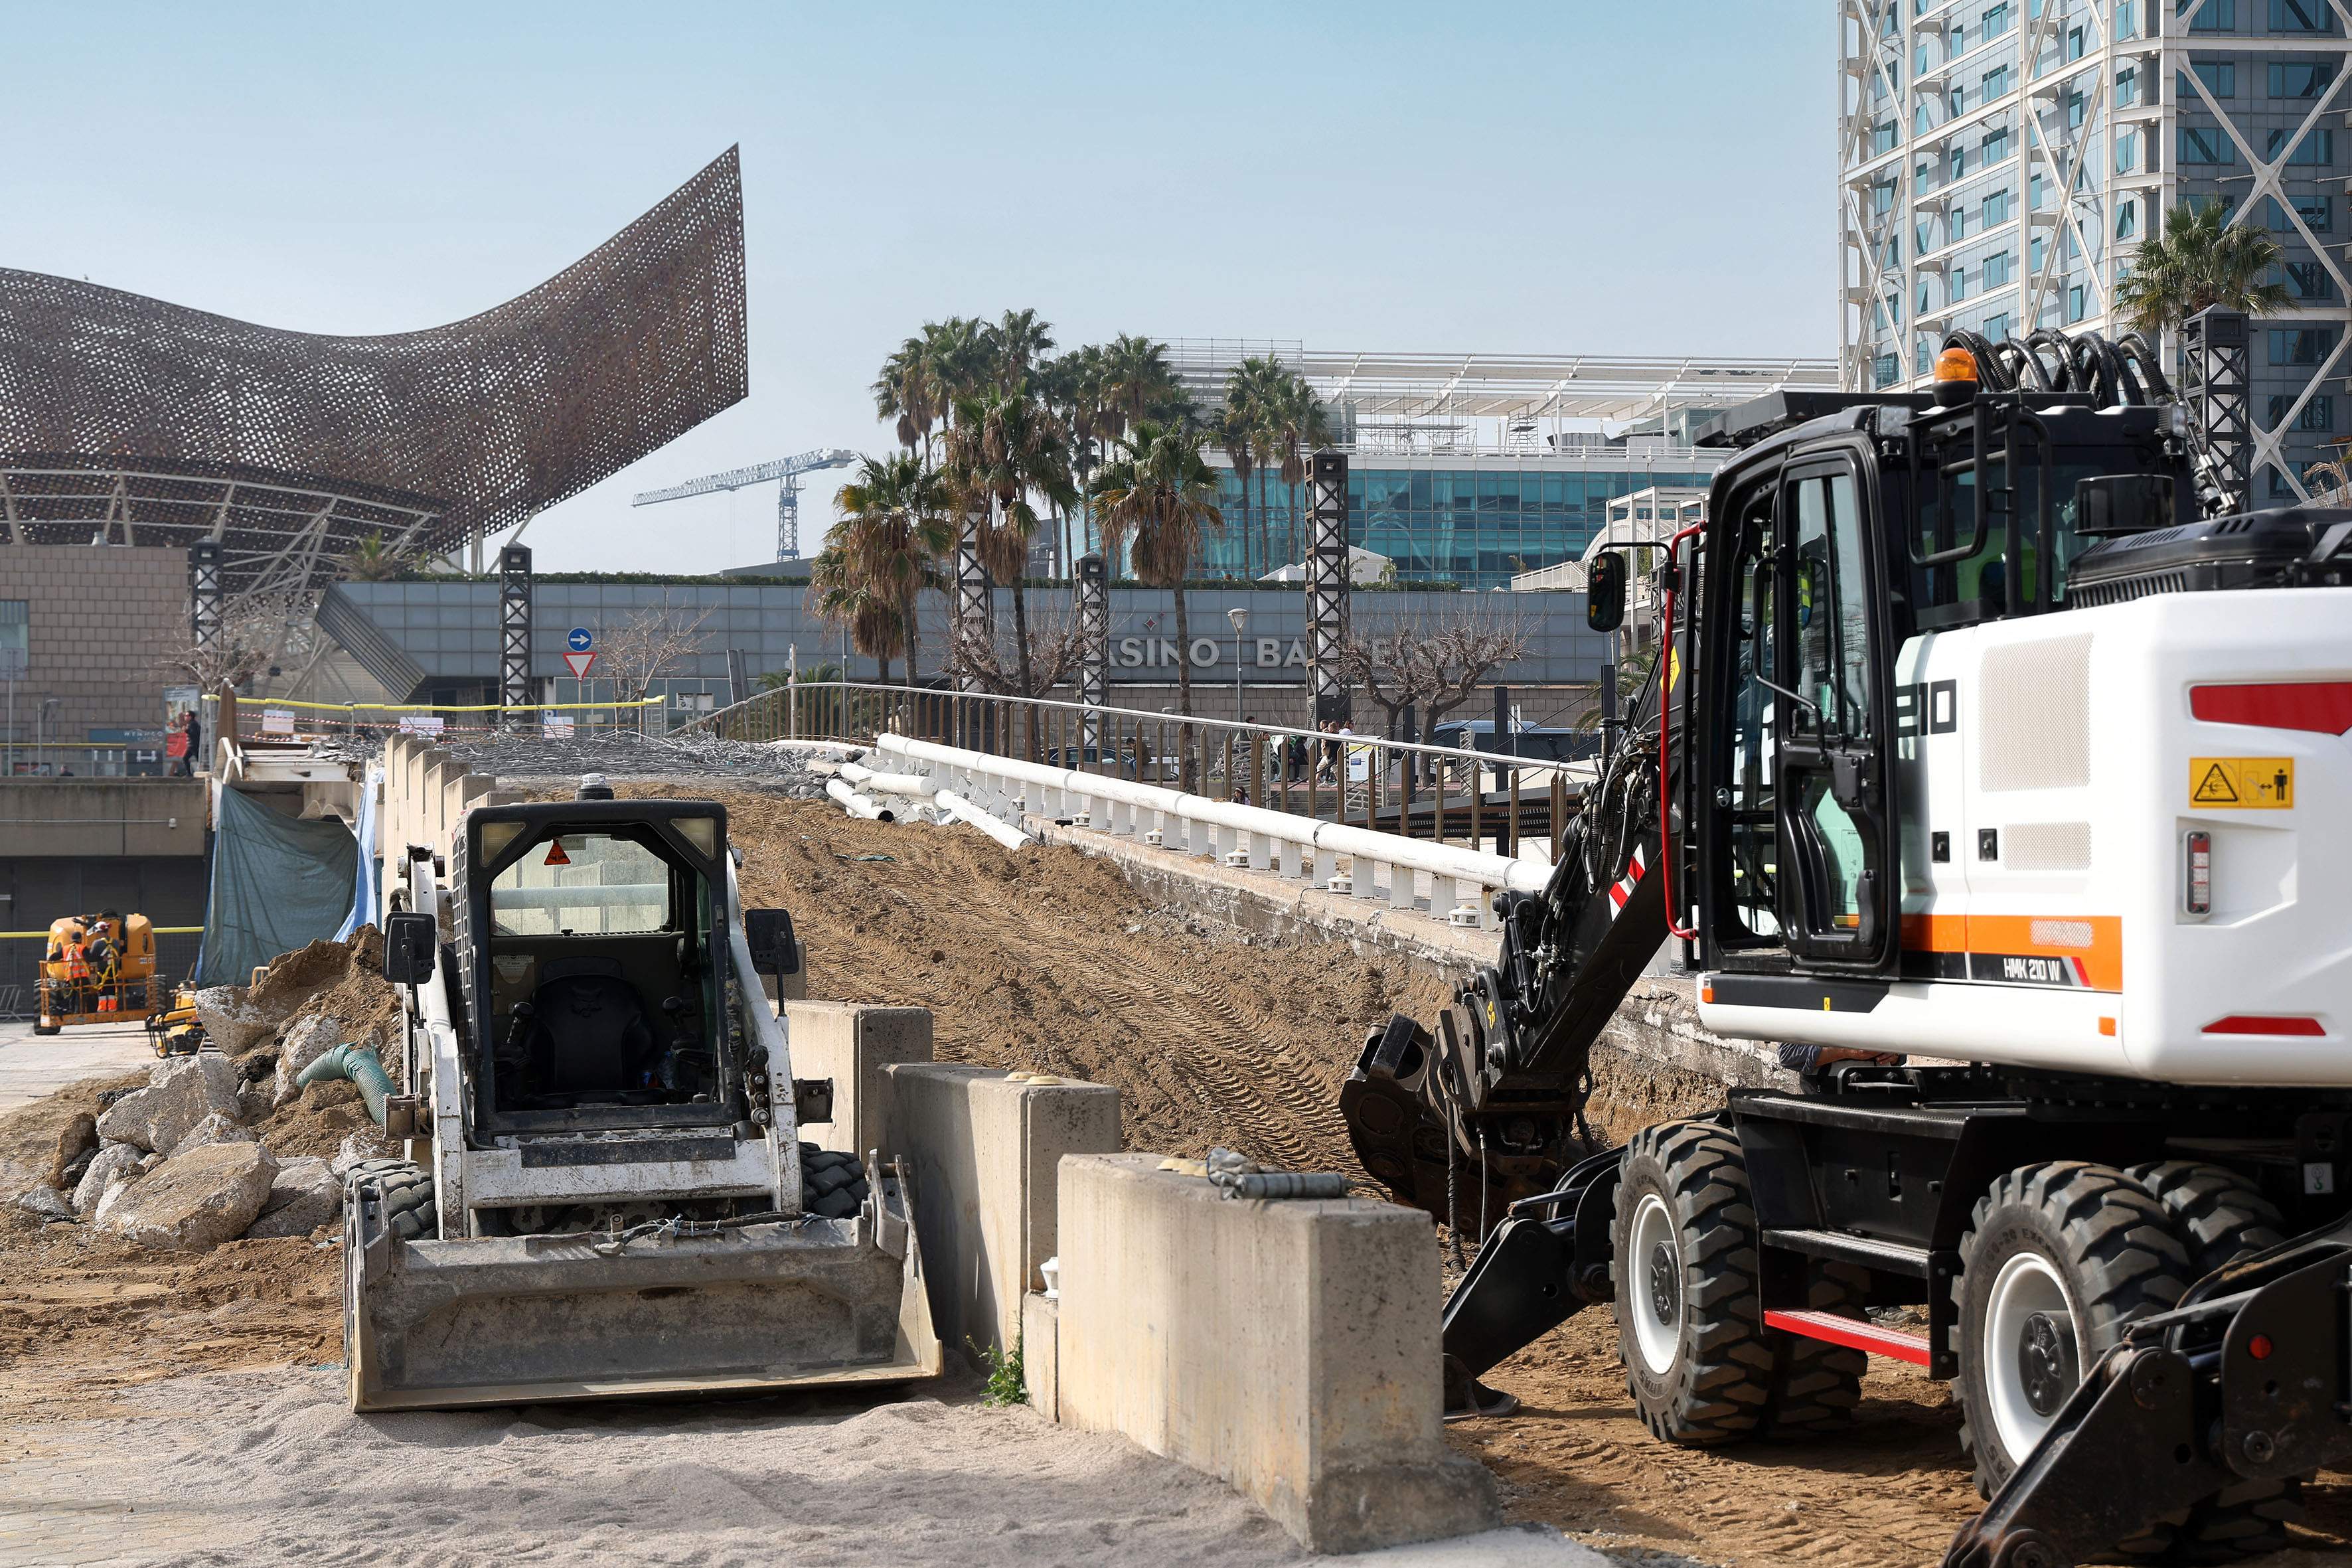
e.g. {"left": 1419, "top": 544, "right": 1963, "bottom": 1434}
{"left": 345, "top": 776, "right": 940, "bottom": 1411}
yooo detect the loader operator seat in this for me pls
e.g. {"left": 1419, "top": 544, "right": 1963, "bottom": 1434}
{"left": 509, "top": 956, "right": 657, "bottom": 1104}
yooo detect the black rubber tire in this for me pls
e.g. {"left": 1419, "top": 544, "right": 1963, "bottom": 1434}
{"left": 1610, "top": 1119, "right": 1775, "bottom": 1446}
{"left": 349, "top": 1160, "right": 436, "bottom": 1243}
{"left": 1953, "top": 1162, "right": 2190, "bottom": 1502}
{"left": 801, "top": 1144, "right": 870, "bottom": 1220}
{"left": 2124, "top": 1162, "right": 2304, "bottom": 1561}
{"left": 32, "top": 1023, "right": 60, "bottom": 1036}
{"left": 1764, "top": 1259, "right": 1869, "bottom": 1434}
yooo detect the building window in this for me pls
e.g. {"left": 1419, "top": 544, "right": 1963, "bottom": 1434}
{"left": 2270, "top": 61, "right": 2337, "bottom": 98}
{"left": 1984, "top": 64, "right": 2012, "bottom": 98}
{"left": 1917, "top": 341, "right": 1934, "bottom": 376}
{"left": 2286, "top": 261, "right": 2338, "bottom": 300}
{"left": 2268, "top": 394, "right": 2336, "bottom": 430}
{"left": 1874, "top": 181, "right": 1899, "bottom": 215}
{"left": 2116, "top": 66, "right": 2141, "bottom": 106}
{"left": 2187, "top": 0, "right": 2236, "bottom": 31}
{"left": 1874, "top": 354, "right": 1901, "bottom": 388}
{"left": 1983, "top": 125, "right": 2012, "bottom": 163}
{"left": 2030, "top": 171, "right": 2047, "bottom": 208}
{"left": 2268, "top": 465, "right": 2300, "bottom": 498}
{"left": 1950, "top": 145, "right": 1968, "bottom": 179}
{"left": 2117, "top": 200, "right": 2139, "bottom": 238}
{"left": 0, "top": 602, "right": 25, "bottom": 680}
{"left": 1952, "top": 267, "right": 1970, "bottom": 302}
{"left": 1982, "top": 2, "right": 2012, "bottom": 37}
{"left": 2067, "top": 24, "right": 2086, "bottom": 60}
{"left": 2069, "top": 283, "right": 2088, "bottom": 322}
{"left": 2116, "top": 129, "right": 2140, "bottom": 171}
{"left": 1952, "top": 205, "right": 1970, "bottom": 242}
{"left": 1985, "top": 250, "right": 2015, "bottom": 285}
{"left": 2270, "top": 0, "right": 2333, "bottom": 31}
{"left": 1984, "top": 188, "right": 2013, "bottom": 226}
{"left": 2067, "top": 91, "right": 2086, "bottom": 129}
{"left": 2032, "top": 233, "right": 2049, "bottom": 272}
{"left": 2266, "top": 127, "right": 2335, "bottom": 165}
{"left": 2181, "top": 60, "right": 2236, "bottom": 100}
{"left": 2179, "top": 125, "right": 2234, "bottom": 163}
{"left": 2116, "top": 0, "right": 2139, "bottom": 36}
{"left": 1983, "top": 311, "right": 2012, "bottom": 342}
{"left": 2298, "top": 194, "right": 2333, "bottom": 232}
{"left": 1919, "top": 278, "right": 1934, "bottom": 313}
{"left": 2270, "top": 325, "right": 2338, "bottom": 364}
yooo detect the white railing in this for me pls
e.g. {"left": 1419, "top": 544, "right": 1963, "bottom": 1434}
{"left": 870, "top": 733, "right": 1551, "bottom": 932}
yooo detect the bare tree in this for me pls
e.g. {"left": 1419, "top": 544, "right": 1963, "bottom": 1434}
{"left": 947, "top": 603, "right": 1090, "bottom": 698}
{"left": 153, "top": 589, "right": 315, "bottom": 694}
{"left": 598, "top": 596, "right": 716, "bottom": 725}
{"left": 1339, "top": 603, "right": 1533, "bottom": 752}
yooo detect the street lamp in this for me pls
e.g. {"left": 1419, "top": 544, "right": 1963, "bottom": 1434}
{"left": 1225, "top": 606, "right": 1249, "bottom": 723}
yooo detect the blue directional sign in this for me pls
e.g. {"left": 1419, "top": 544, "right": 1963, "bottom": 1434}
{"left": 567, "top": 627, "right": 593, "bottom": 653}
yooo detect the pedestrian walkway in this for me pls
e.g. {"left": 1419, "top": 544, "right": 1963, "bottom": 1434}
{"left": 0, "top": 1021, "right": 151, "bottom": 1113}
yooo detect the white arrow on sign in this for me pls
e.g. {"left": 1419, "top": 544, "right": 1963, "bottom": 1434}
{"left": 563, "top": 651, "right": 597, "bottom": 679}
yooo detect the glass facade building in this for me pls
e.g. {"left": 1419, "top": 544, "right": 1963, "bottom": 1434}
{"left": 1196, "top": 455, "right": 1721, "bottom": 588}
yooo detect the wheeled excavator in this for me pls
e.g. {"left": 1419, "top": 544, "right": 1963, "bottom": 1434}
{"left": 347, "top": 777, "right": 939, "bottom": 1411}
{"left": 1341, "top": 323, "right": 2352, "bottom": 1568}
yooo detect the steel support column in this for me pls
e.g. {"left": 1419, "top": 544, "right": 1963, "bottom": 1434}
{"left": 1075, "top": 552, "right": 1107, "bottom": 749}
{"left": 2183, "top": 307, "right": 2250, "bottom": 516}
{"left": 189, "top": 540, "right": 222, "bottom": 650}
{"left": 1305, "top": 450, "right": 1350, "bottom": 726}
{"left": 499, "top": 543, "right": 533, "bottom": 723}
{"left": 955, "top": 512, "right": 991, "bottom": 693}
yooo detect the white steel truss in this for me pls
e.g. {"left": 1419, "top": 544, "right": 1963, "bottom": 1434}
{"left": 1838, "top": 0, "right": 2352, "bottom": 499}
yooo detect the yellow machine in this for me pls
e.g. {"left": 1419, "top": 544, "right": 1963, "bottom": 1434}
{"left": 145, "top": 983, "right": 206, "bottom": 1058}
{"left": 35, "top": 912, "right": 156, "bottom": 1034}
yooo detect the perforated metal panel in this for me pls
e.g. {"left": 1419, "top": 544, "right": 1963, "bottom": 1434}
{"left": 1976, "top": 633, "right": 2093, "bottom": 793}
{"left": 0, "top": 148, "right": 747, "bottom": 593}
{"left": 2006, "top": 823, "right": 2092, "bottom": 872}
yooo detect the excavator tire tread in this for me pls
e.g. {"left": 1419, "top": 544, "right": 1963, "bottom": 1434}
{"left": 1611, "top": 1119, "right": 1774, "bottom": 1447}
{"left": 1764, "top": 1259, "right": 1869, "bottom": 1434}
{"left": 801, "top": 1144, "right": 870, "bottom": 1220}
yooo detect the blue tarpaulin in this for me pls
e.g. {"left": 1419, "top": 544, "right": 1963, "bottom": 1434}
{"left": 337, "top": 762, "right": 382, "bottom": 942}
{"left": 196, "top": 787, "right": 358, "bottom": 986}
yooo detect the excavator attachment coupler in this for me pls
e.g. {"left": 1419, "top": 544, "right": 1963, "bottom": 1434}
{"left": 345, "top": 1182, "right": 942, "bottom": 1413}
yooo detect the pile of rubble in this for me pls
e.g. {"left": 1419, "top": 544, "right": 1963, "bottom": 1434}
{"left": 303, "top": 727, "right": 844, "bottom": 795}
{"left": 3, "top": 934, "right": 404, "bottom": 1251}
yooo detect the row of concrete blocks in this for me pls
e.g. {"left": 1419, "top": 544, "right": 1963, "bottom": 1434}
{"left": 378, "top": 735, "right": 516, "bottom": 871}
{"left": 787, "top": 1000, "right": 1504, "bottom": 1556}
{"left": 941, "top": 762, "right": 1497, "bottom": 930}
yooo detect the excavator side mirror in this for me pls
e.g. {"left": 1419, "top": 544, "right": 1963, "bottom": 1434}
{"left": 1587, "top": 552, "right": 1627, "bottom": 633}
{"left": 744, "top": 907, "right": 799, "bottom": 979}
{"left": 382, "top": 913, "right": 437, "bottom": 986}
{"left": 2075, "top": 473, "right": 2175, "bottom": 536}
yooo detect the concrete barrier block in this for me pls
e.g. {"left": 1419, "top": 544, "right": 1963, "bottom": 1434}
{"left": 1055, "top": 1152, "right": 1500, "bottom": 1555}
{"left": 1021, "top": 1291, "right": 1059, "bottom": 1420}
{"left": 891, "top": 1065, "right": 1119, "bottom": 1362}
{"left": 783, "top": 1002, "right": 934, "bottom": 1161}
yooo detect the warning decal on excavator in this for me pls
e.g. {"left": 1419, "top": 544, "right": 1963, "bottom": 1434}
{"left": 2189, "top": 757, "right": 2294, "bottom": 809}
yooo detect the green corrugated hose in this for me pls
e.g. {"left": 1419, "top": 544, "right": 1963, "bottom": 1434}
{"left": 295, "top": 1042, "right": 394, "bottom": 1128}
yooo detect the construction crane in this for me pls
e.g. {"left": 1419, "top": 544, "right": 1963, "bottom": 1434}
{"left": 631, "top": 447, "right": 859, "bottom": 562}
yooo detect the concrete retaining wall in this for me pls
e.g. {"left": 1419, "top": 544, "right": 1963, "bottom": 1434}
{"left": 890, "top": 1063, "right": 1119, "bottom": 1362}
{"left": 1051, "top": 1152, "right": 1500, "bottom": 1553}
{"left": 784, "top": 1000, "right": 933, "bottom": 1162}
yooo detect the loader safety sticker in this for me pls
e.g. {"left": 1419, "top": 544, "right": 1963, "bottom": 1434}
{"left": 1608, "top": 845, "right": 1648, "bottom": 915}
{"left": 2189, "top": 757, "right": 2294, "bottom": 810}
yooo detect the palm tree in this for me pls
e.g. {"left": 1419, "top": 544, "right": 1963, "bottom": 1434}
{"left": 1216, "top": 398, "right": 1257, "bottom": 582}
{"left": 1097, "top": 334, "right": 1182, "bottom": 443}
{"left": 1091, "top": 420, "right": 1226, "bottom": 763}
{"left": 941, "top": 384, "right": 1073, "bottom": 698}
{"left": 807, "top": 540, "right": 905, "bottom": 684}
{"left": 1271, "top": 370, "right": 1332, "bottom": 566}
{"left": 871, "top": 338, "right": 938, "bottom": 460}
{"left": 833, "top": 453, "right": 950, "bottom": 681}
{"left": 2114, "top": 200, "right": 2293, "bottom": 337}
{"left": 1227, "top": 356, "right": 1289, "bottom": 579}
{"left": 988, "top": 308, "right": 1056, "bottom": 392}
{"left": 341, "top": 532, "right": 409, "bottom": 582}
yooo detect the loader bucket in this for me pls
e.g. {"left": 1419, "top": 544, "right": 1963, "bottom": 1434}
{"left": 343, "top": 1183, "right": 942, "bottom": 1413}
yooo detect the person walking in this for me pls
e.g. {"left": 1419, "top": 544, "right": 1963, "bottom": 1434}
{"left": 163, "top": 712, "right": 191, "bottom": 776}
{"left": 181, "top": 705, "right": 203, "bottom": 775}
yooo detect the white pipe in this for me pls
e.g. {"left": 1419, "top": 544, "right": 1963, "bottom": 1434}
{"left": 873, "top": 733, "right": 1545, "bottom": 898}
{"left": 825, "top": 777, "right": 895, "bottom": 822}
{"left": 933, "top": 788, "right": 1032, "bottom": 850}
{"left": 840, "top": 761, "right": 936, "bottom": 797}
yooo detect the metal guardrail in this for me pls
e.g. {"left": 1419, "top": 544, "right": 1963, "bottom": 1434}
{"left": 686, "top": 679, "right": 1595, "bottom": 862}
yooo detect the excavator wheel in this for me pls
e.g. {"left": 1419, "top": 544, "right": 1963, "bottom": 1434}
{"left": 1610, "top": 1119, "right": 1775, "bottom": 1446}
{"left": 800, "top": 1144, "right": 870, "bottom": 1220}
{"left": 1953, "top": 1162, "right": 2190, "bottom": 1509}
{"left": 2123, "top": 1161, "right": 2305, "bottom": 1563}
{"left": 349, "top": 1160, "right": 437, "bottom": 1243}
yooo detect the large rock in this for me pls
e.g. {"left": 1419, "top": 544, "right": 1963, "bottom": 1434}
{"left": 0, "top": 1099, "right": 100, "bottom": 1193}
{"left": 272, "top": 1015, "right": 347, "bottom": 1108}
{"left": 97, "top": 1142, "right": 279, "bottom": 1251}
{"left": 244, "top": 1158, "right": 340, "bottom": 1239}
{"left": 10, "top": 1186, "right": 76, "bottom": 1224}
{"left": 72, "top": 1140, "right": 147, "bottom": 1217}
{"left": 95, "top": 1054, "right": 244, "bottom": 1154}
{"left": 171, "top": 1112, "right": 256, "bottom": 1158}
{"left": 192, "top": 986, "right": 279, "bottom": 1056}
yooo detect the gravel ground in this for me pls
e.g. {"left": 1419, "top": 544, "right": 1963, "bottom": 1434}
{"left": 0, "top": 1368, "right": 1587, "bottom": 1568}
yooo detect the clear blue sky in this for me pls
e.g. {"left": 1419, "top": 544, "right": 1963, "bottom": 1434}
{"left": 5, "top": 3, "right": 1832, "bottom": 574}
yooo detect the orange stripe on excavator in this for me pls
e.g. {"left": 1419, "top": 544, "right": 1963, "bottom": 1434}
{"left": 1898, "top": 913, "right": 2124, "bottom": 992}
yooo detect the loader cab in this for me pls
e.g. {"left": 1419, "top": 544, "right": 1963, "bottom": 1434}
{"left": 1688, "top": 388, "right": 2191, "bottom": 979}
{"left": 458, "top": 800, "right": 744, "bottom": 1135}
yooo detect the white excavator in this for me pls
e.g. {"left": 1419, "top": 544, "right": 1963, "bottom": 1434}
{"left": 1342, "top": 322, "right": 2352, "bottom": 1568}
{"left": 346, "top": 777, "right": 939, "bottom": 1411}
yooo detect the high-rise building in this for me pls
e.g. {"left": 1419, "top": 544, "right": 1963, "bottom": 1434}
{"left": 1838, "top": 0, "right": 2352, "bottom": 501}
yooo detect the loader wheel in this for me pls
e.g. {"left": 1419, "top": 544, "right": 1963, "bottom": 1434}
{"left": 2124, "top": 1162, "right": 2304, "bottom": 1561}
{"left": 1610, "top": 1120, "right": 1774, "bottom": 1445}
{"left": 1954, "top": 1162, "right": 2189, "bottom": 1502}
{"left": 800, "top": 1144, "right": 870, "bottom": 1220}
{"left": 349, "top": 1160, "right": 437, "bottom": 1243}
{"left": 1763, "top": 1259, "right": 1869, "bottom": 1433}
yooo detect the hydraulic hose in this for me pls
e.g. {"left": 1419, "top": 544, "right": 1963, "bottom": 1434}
{"left": 296, "top": 1042, "right": 394, "bottom": 1128}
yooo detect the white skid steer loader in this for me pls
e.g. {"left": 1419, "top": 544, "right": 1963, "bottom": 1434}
{"left": 344, "top": 777, "right": 940, "bottom": 1411}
